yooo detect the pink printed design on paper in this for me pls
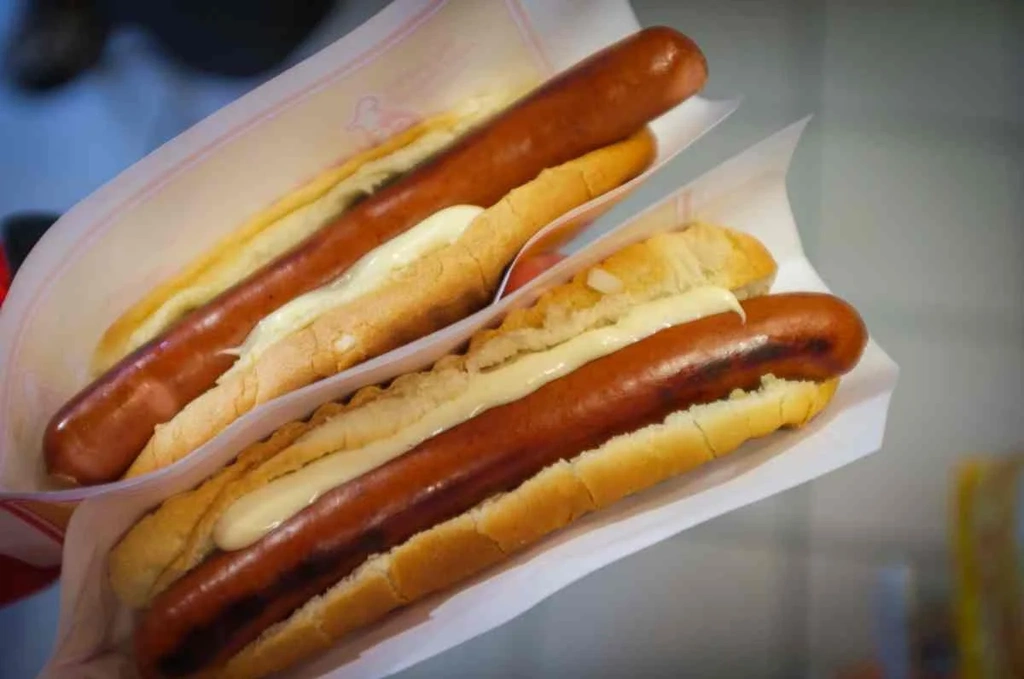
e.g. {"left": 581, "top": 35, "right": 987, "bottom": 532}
{"left": 0, "top": 0, "right": 449, "bottom": 431}
{"left": 347, "top": 95, "right": 421, "bottom": 145}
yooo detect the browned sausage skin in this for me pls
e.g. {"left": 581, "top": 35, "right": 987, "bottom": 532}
{"left": 133, "top": 292, "right": 867, "bottom": 677}
{"left": 44, "top": 27, "right": 708, "bottom": 487}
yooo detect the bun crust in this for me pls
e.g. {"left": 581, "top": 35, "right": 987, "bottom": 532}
{"left": 212, "top": 375, "right": 838, "bottom": 679}
{"left": 121, "top": 128, "right": 656, "bottom": 481}
{"left": 108, "top": 220, "right": 777, "bottom": 609}
{"left": 90, "top": 108, "right": 493, "bottom": 377}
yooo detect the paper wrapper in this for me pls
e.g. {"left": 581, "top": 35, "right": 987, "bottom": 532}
{"left": 40, "top": 117, "right": 899, "bottom": 678}
{"left": 0, "top": 0, "right": 736, "bottom": 500}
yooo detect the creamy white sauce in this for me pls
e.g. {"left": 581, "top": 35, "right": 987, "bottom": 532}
{"left": 218, "top": 204, "right": 484, "bottom": 382}
{"left": 213, "top": 286, "right": 746, "bottom": 551}
{"left": 126, "top": 127, "right": 481, "bottom": 359}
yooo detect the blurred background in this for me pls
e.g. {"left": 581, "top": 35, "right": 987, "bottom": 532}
{"left": 0, "top": 0, "right": 1021, "bottom": 677}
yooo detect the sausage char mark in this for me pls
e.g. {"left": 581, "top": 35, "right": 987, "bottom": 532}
{"left": 45, "top": 26, "right": 709, "bottom": 487}
{"left": 135, "top": 291, "right": 867, "bottom": 676}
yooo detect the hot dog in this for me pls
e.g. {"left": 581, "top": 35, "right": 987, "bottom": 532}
{"left": 108, "top": 222, "right": 869, "bottom": 678}
{"left": 44, "top": 26, "right": 709, "bottom": 487}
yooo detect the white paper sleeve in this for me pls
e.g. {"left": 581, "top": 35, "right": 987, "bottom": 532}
{"left": 41, "top": 117, "right": 898, "bottom": 679}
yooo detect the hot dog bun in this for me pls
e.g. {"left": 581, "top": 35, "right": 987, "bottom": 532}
{"left": 47, "top": 26, "right": 708, "bottom": 487}
{"left": 212, "top": 375, "right": 836, "bottom": 679}
{"left": 123, "top": 128, "right": 656, "bottom": 479}
{"left": 133, "top": 292, "right": 864, "bottom": 678}
{"left": 110, "top": 221, "right": 775, "bottom": 607}
{"left": 91, "top": 96, "right": 514, "bottom": 378}
{"left": 111, "top": 219, "right": 870, "bottom": 678}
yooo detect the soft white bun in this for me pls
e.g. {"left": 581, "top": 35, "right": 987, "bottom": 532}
{"left": 110, "top": 220, "right": 777, "bottom": 608}
{"left": 211, "top": 374, "right": 838, "bottom": 679}
{"left": 104, "top": 218, "right": 830, "bottom": 679}
{"left": 92, "top": 99, "right": 512, "bottom": 377}
{"left": 122, "top": 128, "right": 657, "bottom": 479}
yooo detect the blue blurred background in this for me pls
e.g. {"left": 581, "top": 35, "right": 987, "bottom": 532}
{"left": 1, "top": 0, "right": 1021, "bottom": 677}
